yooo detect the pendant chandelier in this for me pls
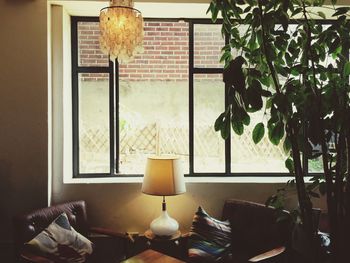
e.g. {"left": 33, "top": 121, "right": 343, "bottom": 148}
{"left": 99, "top": 0, "right": 144, "bottom": 64}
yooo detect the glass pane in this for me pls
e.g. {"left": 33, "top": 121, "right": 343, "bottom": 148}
{"left": 194, "top": 24, "right": 224, "bottom": 68}
{"left": 78, "top": 73, "right": 110, "bottom": 173}
{"left": 309, "top": 141, "right": 325, "bottom": 173}
{"left": 309, "top": 157, "right": 323, "bottom": 173}
{"left": 78, "top": 21, "right": 109, "bottom": 67}
{"left": 231, "top": 111, "right": 288, "bottom": 173}
{"left": 119, "top": 21, "right": 189, "bottom": 174}
{"left": 194, "top": 74, "right": 225, "bottom": 173}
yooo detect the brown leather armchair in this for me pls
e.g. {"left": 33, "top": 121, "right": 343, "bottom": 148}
{"left": 13, "top": 201, "right": 129, "bottom": 263}
{"left": 180, "top": 199, "right": 292, "bottom": 263}
{"left": 221, "top": 199, "right": 292, "bottom": 263}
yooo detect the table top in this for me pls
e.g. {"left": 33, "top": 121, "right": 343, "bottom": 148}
{"left": 120, "top": 249, "right": 185, "bottom": 263}
{"left": 144, "top": 229, "right": 182, "bottom": 241}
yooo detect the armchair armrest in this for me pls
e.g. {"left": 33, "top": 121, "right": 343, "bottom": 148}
{"left": 89, "top": 227, "right": 134, "bottom": 259}
{"left": 21, "top": 250, "right": 54, "bottom": 263}
{"left": 90, "top": 227, "right": 129, "bottom": 239}
{"left": 248, "top": 246, "right": 286, "bottom": 262}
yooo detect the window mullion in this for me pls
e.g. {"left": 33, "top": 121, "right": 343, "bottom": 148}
{"left": 109, "top": 60, "right": 115, "bottom": 175}
{"left": 71, "top": 17, "right": 80, "bottom": 178}
{"left": 189, "top": 21, "right": 194, "bottom": 175}
{"left": 114, "top": 61, "right": 120, "bottom": 174}
{"left": 224, "top": 32, "right": 231, "bottom": 175}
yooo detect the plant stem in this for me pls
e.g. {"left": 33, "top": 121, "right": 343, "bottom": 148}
{"left": 288, "top": 122, "right": 312, "bottom": 230}
{"left": 320, "top": 126, "right": 337, "bottom": 261}
{"left": 257, "top": 0, "right": 280, "bottom": 93}
{"left": 335, "top": 129, "right": 345, "bottom": 218}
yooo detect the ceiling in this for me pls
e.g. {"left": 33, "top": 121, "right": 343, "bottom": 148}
{"left": 51, "top": 1, "right": 212, "bottom": 17}
{"left": 50, "top": 0, "right": 350, "bottom": 17}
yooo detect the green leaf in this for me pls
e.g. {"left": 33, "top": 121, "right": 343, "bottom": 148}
{"left": 214, "top": 113, "right": 225, "bottom": 132}
{"left": 207, "top": 2, "right": 219, "bottom": 22}
{"left": 252, "top": 122, "right": 265, "bottom": 144}
{"left": 285, "top": 158, "right": 294, "bottom": 174}
{"left": 231, "top": 119, "right": 244, "bottom": 136}
{"left": 268, "top": 121, "right": 285, "bottom": 145}
{"left": 220, "top": 51, "right": 232, "bottom": 63}
{"left": 343, "top": 62, "right": 350, "bottom": 77}
{"left": 221, "top": 117, "right": 230, "bottom": 140}
{"left": 240, "top": 109, "right": 251, "bottom": 126}
{"left": 332, "top": 7, "right": 350, "bottom": 17}
{"left": 283, "top": 137, "right": 292, "bottom": 154}
{"left": 261, "top": 89, "right": 272, "bottom": 97}
{"left": 317, "top": 11, "right": 326, "bottom": 19}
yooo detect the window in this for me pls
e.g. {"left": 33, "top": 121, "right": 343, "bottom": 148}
{"left": 72, "top": 17, "right": 331, "bottom": 178}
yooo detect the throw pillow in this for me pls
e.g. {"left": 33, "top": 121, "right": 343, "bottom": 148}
{"left": 26, "top": 213, "right": 93, "bottom": 263}
{"left": 188, "top": 206, "right": 231, "bottom": 262}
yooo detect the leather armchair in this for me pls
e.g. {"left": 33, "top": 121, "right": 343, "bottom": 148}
{"left": 180, "top": 199, "right": 292, "bottom": 263}
{"left": 221, "top": 199, "right": 292, "bottom": 263}
{"left": 13, "top": 201, "right": 129, "bottom": 263}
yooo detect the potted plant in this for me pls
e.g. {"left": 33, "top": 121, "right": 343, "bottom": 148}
{"left": 207, "top": 0, "right": 350, "bottom": 262}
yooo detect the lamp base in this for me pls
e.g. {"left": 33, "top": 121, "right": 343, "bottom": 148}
{"left": 150, "top": 210, "right": 179, "bottom": 237}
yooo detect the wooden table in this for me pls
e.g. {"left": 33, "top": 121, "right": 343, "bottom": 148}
{"left": 120, "top": 249, "right": 185, "bottom": 263}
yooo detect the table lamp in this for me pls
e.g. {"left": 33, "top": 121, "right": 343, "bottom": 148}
{"left": 142, "top": 156, "right": 186, "bottom": 237}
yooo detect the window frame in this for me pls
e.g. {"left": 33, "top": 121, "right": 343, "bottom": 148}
{"left": 71, "top": 16, "right": 340, "bottom": 178}
{"left": 71, "top": 16, "right": 115, "bottom": 178}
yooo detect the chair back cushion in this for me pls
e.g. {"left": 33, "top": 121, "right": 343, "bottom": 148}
{"left": 188, "top": 206, "right": 231, "bottom": 262}
{"left": 221, "top": 199, "right": 291, "bottom": 256}
{"left": 13, "top": 201, "right": 89, "bottom": 254}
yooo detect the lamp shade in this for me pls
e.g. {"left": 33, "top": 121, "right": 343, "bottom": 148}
{"left": 142, "top": 156, "right": 186, "bottom": 196}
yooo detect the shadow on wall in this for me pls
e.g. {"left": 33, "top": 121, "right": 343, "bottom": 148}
{"left": 0, "top": 160, "right": 13, "bottom": 241}
{"left": 6, "top": 0, "right": 35, "bottom": 4}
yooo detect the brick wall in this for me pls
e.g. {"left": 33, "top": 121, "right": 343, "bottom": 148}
{"left": 78, "top": 21, "right": 223, "bottom": 81}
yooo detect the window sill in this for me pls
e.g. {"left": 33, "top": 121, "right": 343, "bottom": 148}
{"left": 63, "top": 176, "right": 302, "bottom": 184}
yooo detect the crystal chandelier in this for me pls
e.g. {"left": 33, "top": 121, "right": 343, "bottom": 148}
{"left": 99, "top": 0, "right": 144, "bottom": 64}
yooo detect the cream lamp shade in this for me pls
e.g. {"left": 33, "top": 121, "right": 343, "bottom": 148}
{"left": 142, "top": 156, "right": 186, "bottom": 196}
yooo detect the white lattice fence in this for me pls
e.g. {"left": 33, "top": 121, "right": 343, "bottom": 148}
{"left": 79, "top": 123, "right": 287, "bottom": 163}
{"left": 194, "top": 124, "right": 223, "bottom": 157}
{"left": 80, "top": 126, "right": 109, "bottom": 153}
{"left": 120, "top": 123, "right": 157, "bottom": 154}
{"left": 159, "top": 124, "right": 189, "bottom": 155}
{"left": 231, "top": 128, "right": 287, "bottom": 160}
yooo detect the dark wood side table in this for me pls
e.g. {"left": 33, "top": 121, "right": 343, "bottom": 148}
{"left": 143, "top": 229, "right": 183, "bottom": 258}
{"left": 120, "top": 249, "right": 185, "bottom": 263}
{"left": 144, "top": 229, "right": 182, "bottom": 243}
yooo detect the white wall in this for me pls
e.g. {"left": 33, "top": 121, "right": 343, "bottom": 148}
{"left": 0, "top": 0, "right": 48, "bottom": 242}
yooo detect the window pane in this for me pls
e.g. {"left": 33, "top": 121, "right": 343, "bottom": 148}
{"left": 194, "top": 74, "right": 225, "bottom": 173}
{"left": 78, "top": 22, "right": 109, "bottom": 67}
{"left": 78, "top": 73, "right": 110, "bottom": 173}
{"left": 231, "top": 111, "right": 288, "bottom": 173}
{"left": 194, "top": 24, "right": 224, "bottom": 68}
{"left": 309, "top": 157, "right": 323, "bottom": 173}
{"left": 119, "top": 21, "right": 189, "bottom": 174}
{"left": 309, "top": 141, "right": 326, "bottom": 173}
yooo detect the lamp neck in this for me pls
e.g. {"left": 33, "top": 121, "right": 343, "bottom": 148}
{"left": 162, "top": 196, "right": 166, "bottom": 211}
